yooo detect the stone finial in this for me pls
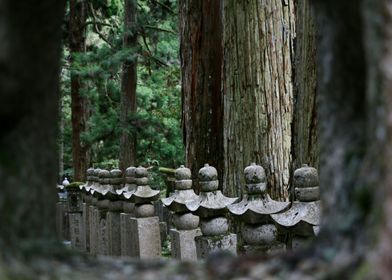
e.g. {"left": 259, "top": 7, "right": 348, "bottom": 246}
{"left": 123, "top": 166, "right": 160, "bottom": 204}
{"left": 125, "top": 166, "right": 136, "bottom": 184}
{"left": 175, "top": 165, "right": 192, "bottom": 190}
{"left": 198, "top": 164, "right": 219, "bottom": 192}
{"left": 293, "top": 165, "right": 320, "bottom": 202}
{"left": 293, "top": 164, "right": 319, "bottom": 188}
{"left": 134, "top": 166, "right": 149, "bottom": 186}
{"left": 110, "top": 169, "right": 123, "bottom": 186}
{"left": 99, "top": 169, "right": 111, "bottom": 185}
{"left": 62, "top": 177, "right": 70, "bottom": 186}
{"left": 244, "top": 163, "right": 267, "bottom": 194}
{"left": 175, "top": 165, "right": 191, "bottom": 180}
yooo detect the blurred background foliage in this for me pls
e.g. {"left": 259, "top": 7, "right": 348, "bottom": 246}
{"left": 60, "top": 0, "right": 183, "bottom": 183}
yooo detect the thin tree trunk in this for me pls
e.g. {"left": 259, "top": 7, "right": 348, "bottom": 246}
{"left": 292, "top": 0, "right": 318, "bottom": 171}
{"left": 119, "top": 0, "right": 137, "bottom": 172}
{"left": 0, "top": 0, "right": 65, "bottom": 256}
{"left": 180, "top": 0, "right": 224, "bottom": 191}
{"left": 222, "top": 0, "right": 295, "bottom": 200}
{"left": 70, "top": 0, "right": 88, "bottom": 181}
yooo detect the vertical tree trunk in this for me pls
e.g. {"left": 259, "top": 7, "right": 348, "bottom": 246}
{"left": 222, "top": 0, "right": 295, "bottom": 200}
{"left": 0, "top": 0, "right": 65, "bottom": 255}
{"left": 70, "top": 0, "right": 88, "bottom": 181}
{"left": 180, "top": 0, "right": 224, "bottom": 190}
{"left": 292, "top": 0, "right": 318, "bottom": 170}
{"left": 119, "top": 0, "right": 137, "bottom": 172}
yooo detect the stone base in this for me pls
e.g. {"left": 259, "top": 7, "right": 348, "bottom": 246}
{"left": 241, "top": 242, "right": 286, "bottom": 256}
{"left": 170, "top": 228, "right": 201, "bottom": 261}
{"left": 56, "top": 201, "right": 69, "bottom": 241}
{"left": 97, "top": 209, "right": 108, "bottom": 256}
{"left": 107, "top": 211, "right": 121, "bottom": 256}
{"left": 83, "top": 203, "right": 90, "bottom": 252}
{"left": 89, "top": 206, "right": 97, "bottom": 256}
{"left": 195, "top": 234, "right": 237, "bottom": 259}
{"left": 69, "top": 213, "right": 84, "bottom": 250}
{"left": 130, "top": 216, "right": 161, "bottom": 259}
{"left": 120, "top": 213, "right": 133, "bottom": 256}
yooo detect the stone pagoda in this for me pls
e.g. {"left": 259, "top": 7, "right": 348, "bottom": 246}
{"left": 161, "top": 165, "right": 201, "bottom": 261}
{"left": 228, "top": 163, "right": 290, "bottom": 255}
{"left": 271, "top": 164, "right": 321, "bottom": 249}
{"left": 186, "top": 164, "right": 238, "bottom": 258}
{"left": 119, "top": 166, "right": 137, "bottom": 256}
{"left": 128, "top": 166, "right": 162, "bottom": 258}
{"left": 106, "top": 169, "right": 123, "bottom": 256}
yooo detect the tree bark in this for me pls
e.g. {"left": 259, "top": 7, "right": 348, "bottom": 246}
{"left": 0, "top": 0, "right": 65, "bottom": 256}
{"left": 292, "top": 0, "right": 318, "bottom": 171}
{"left": 180, "top": 0, "right": 224, "bottom": 191}
{"left": 70, "top": 0, "right": 89, "bottom": 181}
{"left": 222, "top": 0, "right": 295, "bottom": 200}
{"left": 119, "top": 0, "right": 137, "bottom": 172}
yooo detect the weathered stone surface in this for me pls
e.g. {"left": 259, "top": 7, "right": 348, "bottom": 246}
{"left": 89, "top": 206, "right": 98, "bottom": 256}
{"left": 241, "top": 242, "right": 286, "bottom": 256}
{"left": 185, "top": 191, "right": 238, "bottom": 218}
{"left": 295, "top": 186, "right": 320, "bottom": 202}
{"left": 69, "top": 213, "right": 84, "bottom": 250}
{"left": 135, "top": 203, "right": 155, "bottom": 218}
{"left": 173, "top": 213, "right": 199, "bottom": 230}
{"left": 293, "top": 164, "right": 319, "bottom": 188}
{"left": 56, "top": 201, "right": 69, "bottom": 241}
{"left": 120, "top": 213, "right": 133, "bottom": 257}
{"left": 107, "top": 211, "right": 121, "bottom": 256}
{"left": 130, "top": 217, "right": 162, "bottom": 259}
{"left": 241, "top": 224, "right": 277, "bottom": 245}
{"left": 195, "top": 234, "right": 237, "bottom": 259}
{"left": 199, "top": 217, "right": 228, "bottom": 236}
{"left": 83, "top": 202, "right": 90, "bottom": 252}
{"left": 170, "top": 228, "right": 201, "bottom": 261}
{"left": 97, "top": 209, "right": 108, "bottom": 256}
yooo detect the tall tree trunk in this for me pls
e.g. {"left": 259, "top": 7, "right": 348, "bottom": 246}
{"left": 180, "top": 0, "right": 224, "bottom": 191}
{"left": 119, "top": 0, "right": 137, "bottom": 172}
{"left": 0, "top": 0, "right": 65, "bottom": 256}
{"left": 222, "top": 0, "right": 295, "bottom": 200}
{"left": 70, "top": 0, "right": 88, "bottom": 181}
{"left": 292, "top": 0, "right": 318, "bottom": 170}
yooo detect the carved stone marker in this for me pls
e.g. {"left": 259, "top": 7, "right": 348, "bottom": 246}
{"left": 96, "top": 169, "right": 111, "bottom": 256}
{"left": 228, "top": 163, "right": 290, "bottom": 255}
{"left": 162, "top": 165, "right": 201, "bottom": 261}
{"left": 106, "top": 169, "right": 123, "bottom": 256}
{"left": 119, "top": 166, "right": 136, "bottom": 257}
{"left": 271, "top": 164, "right": 321, "bottom": 250}
{"left": 66, "top": 182, "right": 85, "bottom": 250}
{"left": 186, "top": 164, "right": 238, "bottom": 259}
{"left": 128, "top": 166, "right": 161, "bottom": 259}
{"left": 89, "top": 168, "right": 101, "bottom": 256}
{"left": 56, "top": 184, "right": 69, "bottom": 241}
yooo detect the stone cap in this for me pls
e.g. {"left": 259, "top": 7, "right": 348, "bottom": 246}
{"left": 175, "top": 165, "right": 191, "bottom": 180}
{"left": 271, "top": 200, "right": 321, "bottom": 228}
{"left": 198, "top": 164, "right": 218, "bottom": 182}
{"left": 293, "top": 164, "right": 319, "bottom": 188}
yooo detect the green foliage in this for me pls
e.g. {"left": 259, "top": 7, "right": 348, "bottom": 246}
{"left": 60, "top": 0, "right": 184, "bottom": 181}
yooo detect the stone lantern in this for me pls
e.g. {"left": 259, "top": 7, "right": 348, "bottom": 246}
{"left": 271, "top": 164, "right": 321, "bottom": 249}
{"left": 228, "top": 163, "right": 290, "bottom": 255}
{"left": 186, "top": 164, "right": 238, "bottom": 258}
{"left": 161, "top": 165, "right": 201, "bottom": 260}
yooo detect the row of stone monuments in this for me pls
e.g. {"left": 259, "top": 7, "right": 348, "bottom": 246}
{"left": 56, "top": 163, "right": 321, "bottom": 261}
